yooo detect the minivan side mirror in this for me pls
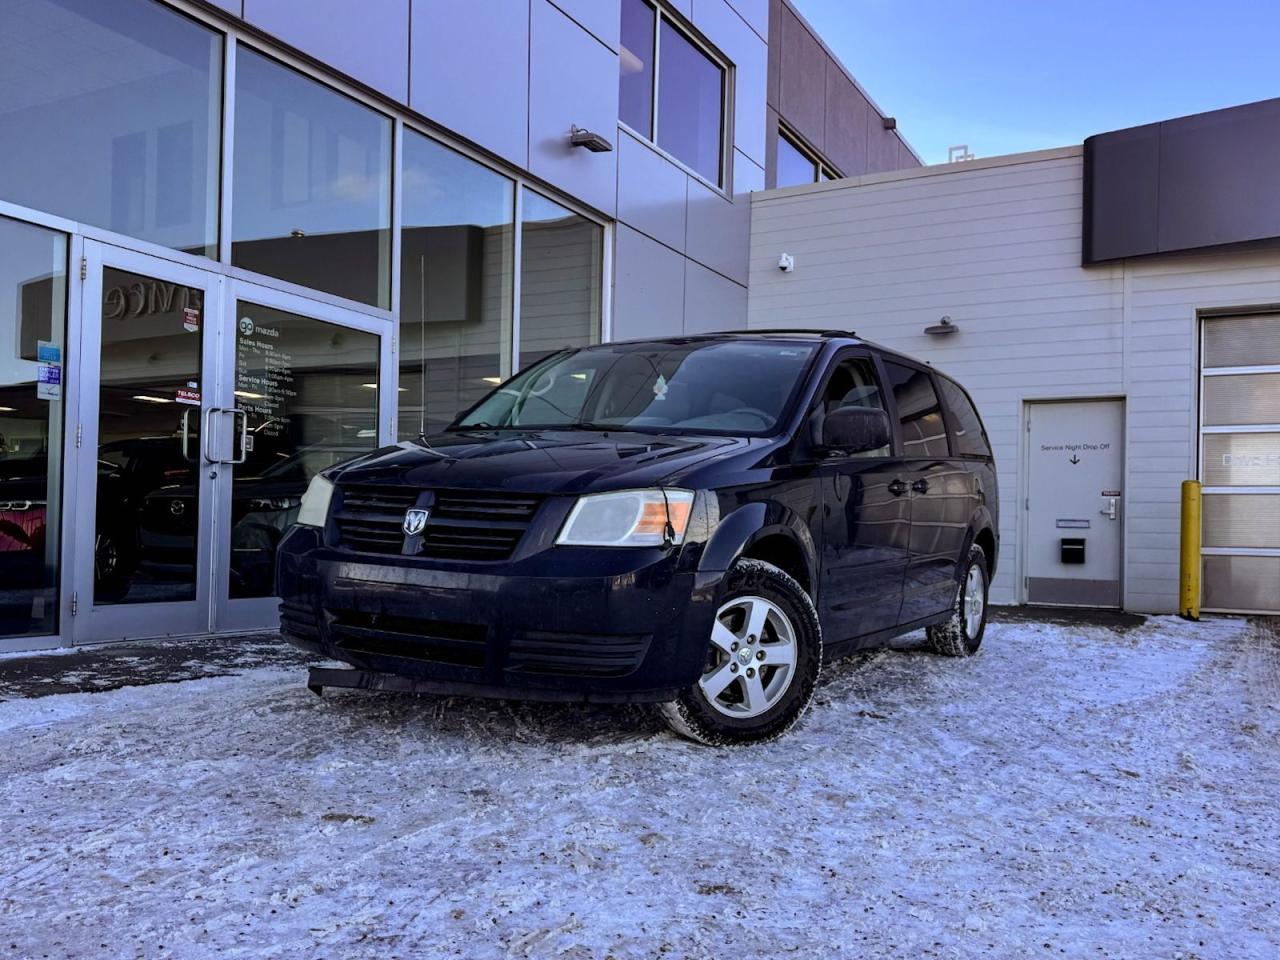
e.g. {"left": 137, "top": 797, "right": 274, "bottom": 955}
{"left": 820, "top": 406, "right": 891, "bottom": 453}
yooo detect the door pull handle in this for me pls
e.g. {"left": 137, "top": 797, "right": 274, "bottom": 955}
{"left": 888, "top": 479, "right": 908, "bottom": 497}
{"left": 1100, "top": 497, "right": 1118, "bottom": 520}
{"left": 912, "top": 479, "right": 930, "bottom": 494}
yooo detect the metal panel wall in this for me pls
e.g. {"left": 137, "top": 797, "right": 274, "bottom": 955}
{"left": 409, "top": 0, "right": 531, "bottom": 168}
{"left": 243, "top": 0, "right": 410, "bottom": 101}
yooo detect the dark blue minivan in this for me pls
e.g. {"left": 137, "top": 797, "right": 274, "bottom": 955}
{"left": 277, "top": 331, "right": 998, "bottom": 743}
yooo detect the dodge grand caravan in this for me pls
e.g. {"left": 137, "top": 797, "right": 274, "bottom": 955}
{"left": 276, "top": 331, "right": 998, "bottom": 744}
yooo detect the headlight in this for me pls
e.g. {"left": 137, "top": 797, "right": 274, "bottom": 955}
{"left": 248, "top": 497, "right": 302, "bottom": 512}
{"left": 557, "top": 489, "right": 694, "bottom": 547}
{"left": 296, "top": 476, "right": 335, "bottom": 527}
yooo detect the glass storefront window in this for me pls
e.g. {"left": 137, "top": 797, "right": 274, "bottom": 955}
{"left": 229, "top": 303, "right": 379, "bottom": 598}
{"left": 776, "top": 130, "right": 818, "bottom": 188}
{"left": 399, "top": 133, "right": 515, "bottom": 438}
{"left": 232, "top": 48, "right": 392, "bottom": 308}
{"left": 0, "top": 217, "right": 68, "bottom": 638}
{"left": 617, "top": 1, "right": 726, "bottom": 186}
{"left": 519, "top": 192, "right": 603, "bottom": 369}
{"left": 0, "top": 0, "right": 222, "bottom": 258}
{"left": 656, "top": 19, "right": 725, "bottom": 185}
{"left": 619, "top": 0, "right": 657, "bottom": 137}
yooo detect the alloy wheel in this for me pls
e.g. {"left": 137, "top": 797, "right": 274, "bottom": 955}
{"left": 95, "top": 532, "right": 119, "bottom": 581}
{"left": 964, "top": 563, "right": 985, "bottom": 637}
{"left": 699, "top": 595, "right": 798, "bottom": 719}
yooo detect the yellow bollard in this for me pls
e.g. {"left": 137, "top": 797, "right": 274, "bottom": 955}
{"left": 1179, "top": 480, "right": 1201, "bottom": 621}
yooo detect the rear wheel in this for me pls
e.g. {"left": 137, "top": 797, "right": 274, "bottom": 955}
{"left": 926, "top": 543, "right": 989, "bottom": 657}
{"left": 659, "top": 559, "right": 821, "bottom": 745}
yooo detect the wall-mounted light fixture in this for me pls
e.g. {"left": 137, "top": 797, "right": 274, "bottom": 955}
{"left": 924, "top": 315, "right": 959, "bottom": 336}
{"left": 570, "top": 126, "right": 613, "bottom": 153}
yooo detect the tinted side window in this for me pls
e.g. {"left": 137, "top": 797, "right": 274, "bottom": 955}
{"left": 818, "top": 356, "right": 889, "bottom": 457}
{"left": 882, "top": 361, "right": 949, "bottom": 458}
{"left": 938, "top": 377, "right": 991, "bottom": 457}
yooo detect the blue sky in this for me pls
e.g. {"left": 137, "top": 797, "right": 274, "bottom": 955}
{"left": 791, "top": 0, "right": 1280, "bottom": 165}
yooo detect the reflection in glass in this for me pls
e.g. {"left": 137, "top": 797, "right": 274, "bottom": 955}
{"left": 883, "top": 362, "right": 949, "bottom": 459}
{"left": 937, "top": 378, "right": 990, "bottom": 457}
{"left": 657, "top": 19, "right": 724, "bottom": 184}
{"left": 0, "top": 0, "right": 222, "bottom": 258}
{"left": 777, "top": 131, "right": 818, "bottom": 188}
{"left": 95, "top": 268, "right": 204, "bottom": 606}
{"left": 519, "top": 192, "right": 603, "bottom": 369}
{"left": 233, "top": 49, "right": 392, "bottom": 307}
{"left": 619, "top": 0, "right": 656, "bottom": 136}
{"left": 230, "top": 303, "right": 379, "bottom": 598}
{"left": 399, "top": 133, "right": 515, "bottom": 438}
{"left": 1203, "top": 373, "right": 1280, "bottom": 426}
{"left": 0, "top": 217, "right": 67, "bottom": 638}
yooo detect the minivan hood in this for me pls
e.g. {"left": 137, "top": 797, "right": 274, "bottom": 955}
{"left": 329, "top": 430, "right": 755, "bottom": 495}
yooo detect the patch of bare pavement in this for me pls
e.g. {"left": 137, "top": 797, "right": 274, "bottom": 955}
{"left": 0, "top": 631, "right": 315, "bottom": 701}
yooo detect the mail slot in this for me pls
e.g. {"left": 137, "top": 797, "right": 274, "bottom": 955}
{"left": 1060, "top": 538, "right": 1086, "bottom": 564}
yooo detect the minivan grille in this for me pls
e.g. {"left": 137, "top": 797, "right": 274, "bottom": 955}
{"left": 334, "top": 484, "right": 542, "bottom": 561}
{"left": 334, "top": 484, "right": 418, "bottom": 554}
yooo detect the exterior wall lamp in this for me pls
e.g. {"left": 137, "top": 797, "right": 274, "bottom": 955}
{"left": 924, "top": 315, "right": 959, "bottom": 336}
{"left": 570, "top": 126, "right": 613, "bottom": 152}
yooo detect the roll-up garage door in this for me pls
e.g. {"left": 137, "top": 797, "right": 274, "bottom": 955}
{"left": 1200, "top": 315, "right": 1280, "bottom": 613}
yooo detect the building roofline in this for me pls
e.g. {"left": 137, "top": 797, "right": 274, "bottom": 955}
{"left": 779, "top": 0, "right": 924, "bottom": 166}
{"left": 752, "top": 143, "right": 1084, "bottom": 201}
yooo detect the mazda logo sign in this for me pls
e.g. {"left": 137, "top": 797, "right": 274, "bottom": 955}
{"left": 402, "top": 508, "right": 429, "bottom": 536}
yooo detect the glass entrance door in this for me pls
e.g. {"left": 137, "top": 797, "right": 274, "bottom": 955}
{"left": 71, "top": 243, "right": 388, "bottom": 643}
{"left": 72, "top": 243, "right": 222, "bottom": 642}
{"left": 211, "top": 281, "right": 385, "bottom": 632}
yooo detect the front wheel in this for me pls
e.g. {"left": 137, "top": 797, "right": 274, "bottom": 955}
{"left": 659, "top": 559, "right": 822, "bottom": 745}
{"left": 925, "top": 543, "right": 989, "bottom": 657}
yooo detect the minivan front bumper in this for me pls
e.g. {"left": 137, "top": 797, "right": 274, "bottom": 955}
{"left": 275, "top": 525, "right": 721, "bottom": 702}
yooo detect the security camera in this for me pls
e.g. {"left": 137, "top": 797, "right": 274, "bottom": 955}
{"left": 778, "top": 253, "right": 795, "bottom": 273}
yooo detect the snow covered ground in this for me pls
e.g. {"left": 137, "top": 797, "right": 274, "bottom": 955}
{"left": 1, "top": 615, "right": 1277, "bottom": 960}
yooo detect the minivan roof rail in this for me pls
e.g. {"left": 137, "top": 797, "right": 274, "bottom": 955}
{"left": 733, "top": 328, "right": 857, "bottom": 338}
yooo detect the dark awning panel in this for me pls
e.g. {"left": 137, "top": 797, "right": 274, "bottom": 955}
{"left": 1083, "top": 97, "right": 1280, "bottom": 264}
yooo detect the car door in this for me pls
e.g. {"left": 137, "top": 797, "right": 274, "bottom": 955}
{"left": 808, "top": 351, "right": 911, "bottom": 645}
{"left": 881, "top": 359, "right": 970, "bottom": 623}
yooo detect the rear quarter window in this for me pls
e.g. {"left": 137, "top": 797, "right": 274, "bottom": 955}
{"left": 938, "top": 377, "right": 991, "bottom": 457}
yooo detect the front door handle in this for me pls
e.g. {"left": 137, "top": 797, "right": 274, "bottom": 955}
{"left": 1100, "top": 497, "right": 1118, "bottom": 520}
{"left": 888, "top": 479, "right": 908, "bottom": 497}
{"left": 204, "top": 407, "right": 250, "bottom": 465}
{"left": 912, "top": 478, "right": 930, "bottom": 494}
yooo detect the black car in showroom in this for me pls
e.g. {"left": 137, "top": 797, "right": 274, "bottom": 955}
{"left": 277, "top": 331, "right": 998, "bottom": 744}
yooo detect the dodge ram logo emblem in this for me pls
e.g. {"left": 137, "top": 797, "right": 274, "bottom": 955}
{"left": 403, "top": 508, "right": 429, "bottom": 536}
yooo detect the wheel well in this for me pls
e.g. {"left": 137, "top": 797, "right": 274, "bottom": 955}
{"left": 973, "top": 527, "right": 996, "bottom": 576}
{"left": 741, "top": 535, "right": 812, "bottom": 597}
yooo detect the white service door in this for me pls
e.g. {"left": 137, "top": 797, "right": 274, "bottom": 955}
{"left": 1025, "top": 400, "right": 1124, "bottom": 607}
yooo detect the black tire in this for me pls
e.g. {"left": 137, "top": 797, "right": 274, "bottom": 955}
{"left": 925, "top": 543, "right": 989, "bottom": 657}
{"left": 659, "top": 559, "right": 822, "bottom": 745}
{"left": 92, "top": 525, "right": 135, "bottom": 603}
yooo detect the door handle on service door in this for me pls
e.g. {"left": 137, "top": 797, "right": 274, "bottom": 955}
{"left": 1100, "top": 497, "right": 1118, "bottom": 520}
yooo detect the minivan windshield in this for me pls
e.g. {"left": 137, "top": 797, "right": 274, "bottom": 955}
{"left": 452, "top": 340, "right": 819, "bottom": 436}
